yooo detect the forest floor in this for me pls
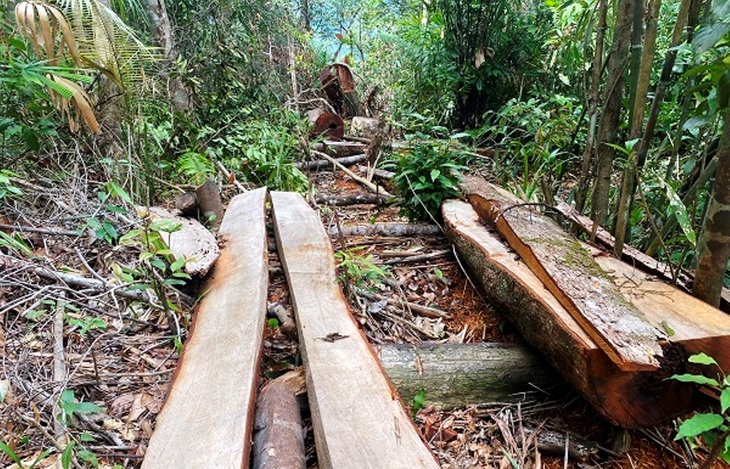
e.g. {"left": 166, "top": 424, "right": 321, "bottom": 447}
{"left": 0, "top": 154, "right": 725, "bottom": 468}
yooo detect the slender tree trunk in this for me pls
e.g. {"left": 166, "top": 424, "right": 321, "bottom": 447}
{"left": 613, "top": 0, "right": 661, "bottom": 256}
{"left": 590, "top": 0, "right": 634, "bottom": 226}
{"left": 143, "top": 0, "right": 191, "bottom": 111}
{"left": 575, "top": 0, "right": 608, "bottom": 213}
{"left": 693, "top": 109, "right": 730, "bottom": 307}
{"left": 634, "top": 0, "right": 692, "bottom": 168}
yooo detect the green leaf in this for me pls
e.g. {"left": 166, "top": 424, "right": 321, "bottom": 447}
{"left": 675, "top": 413, "right": 724, "bottom": 439}
{"left": 0, "top": 441, "right": 23, "bottom": 465}
{"left": 721, "top": 387, "right": 730, "bottom": 414}
{"left": 74, "top": 401, "right": 103, "bottom": 414}
{"left": 62, "top": 441, "right": 75, "bottom": 469}
{"left": 671, "top": 374, "right": 720, "bottom": 386}
{"left": 430, "top": 169, "right": 441, "bottom": 181}
{"left": 659, "top": 179, "right": 696, "bottom": 247}
{"left": 77, "top": 449, "right": 99, "bottom": 467}
{"left": 412, "top": 389, "right": 426, "bottom": 413}
{"left": 718, "top": 70, "right": 730, "bottom": 110}
{"left": 267, "top": 318, "right": 279, "bottom": 328}
{"left": 689, "top": 353, "right": 719, "bottom": 366}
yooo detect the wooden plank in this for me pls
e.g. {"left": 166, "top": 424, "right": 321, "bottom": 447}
{"left": 443, "top": 199, "right": 694, "bottom": 428}
{"left": 146, "top": 206, "right": 220, "bottom": 277}
{"left": 142, "top": 187, "right": 268, "bottom": 469}
{"left": 463, "top": 176, "right": 663, "bottom": 372}
{"left": 271, "top": 191, "right": 439, "bottom": 469}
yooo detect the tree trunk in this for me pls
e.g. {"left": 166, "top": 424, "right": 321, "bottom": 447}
{"left": 614, "top": 0, "right": 661, "bottom": 256}
{"left": 590, "top": 0, "right": 634, "bottom": 226}
{"left": 694, "top": 109, "right": 730, "bottom": 307}
{"left": 575, "top": 0, "right": 608, "bottom": 213}
{"left": 143, "top": 0, "right": 191, "bottom": 111}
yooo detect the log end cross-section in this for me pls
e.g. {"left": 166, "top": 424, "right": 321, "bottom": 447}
{"left": 271, "top": 191, "right": 439, "bottom": 469}
{"left": 141, "top": 187, "right": 269, "bottom": 469}
{"left": 462, "top": 176, "right": 662, "bottom": 372}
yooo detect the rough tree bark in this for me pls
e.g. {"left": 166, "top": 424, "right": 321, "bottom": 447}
{"left": 143, "top": 0, "right": 191, "bottom": 111}
{"left": 590, "top": 0, "right": 634, "bottom": 225}
{"left": 575, "top": 0, "right": 608, "bottom": 213}
{"left": 694, "top": 109, "right": 730, "bottom": 307}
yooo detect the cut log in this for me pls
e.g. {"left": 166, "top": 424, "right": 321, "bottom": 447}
{"left": 271, "top": 191, "right": 439, "bottom": 469}
{"left": 328, "top": 223, "right": 441, "bottom": 238}
{"left": 357, "top": 165, "right": 395, "bottom": 181}
{"left": 374, "top": 342, "right": 556, "bottom": 409}
{"left": 313, "top": 140, "right": 367, "bottom": 157}
{"left": 314, "top": 192, "right": 391, "bottom": 206}
{"left": 554, "top": 199, "right": 730, "bottom": 313}
{"left": 146, "top": 207, "right": 220, "bottom": 277}
{"left": 351, "top": 116, "right": 380, "bottom": 138}
{"left": 442, "top": 199, "right": 694, "bottom": 428}
{"left": 463, "top": 177, "right": 662, "bottom": 372}
{"left": 295, "top": 153, "right": 367, "bottom": 170}
{"left": 195, "top": 178, "right": 224, "bottom": 229}
{"left": 313, "top": 113, "right": 345, "bottom": 140}
{"left": 142, "top": 187, "right": 268, "bottom": 469}
{"left": 252, "top": 378, "right": 306, "bottom": 469}
{"left": 174, "top": 192, "right": 198, "bottom": 216}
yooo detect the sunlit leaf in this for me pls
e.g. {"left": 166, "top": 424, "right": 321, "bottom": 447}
{"left": 675, "top": 413, "right": 724, "bottom": 439}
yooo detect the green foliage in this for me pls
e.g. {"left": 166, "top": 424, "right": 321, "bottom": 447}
{"left": 334, "top": 250, "right": 391, "bottom": 288}
{"left": 389, "top": 135, "right": 466, "bottom": 221}
{"left": 66, "top": 315, "right": 107, "bottom": 338}
{"left": 672, "top": 353, "right": 730, "bottom": 465}
{"left": 412, "top": 389, "right": 426, "bottom": 416}
{"left": 201, "top": 114, "right": 308, "bottom": 192}
{"left": 58, "top": 390, "right": 104, "bottom": 427}
{"left": 176, "top": 150, "right": 215, "bottom": 185}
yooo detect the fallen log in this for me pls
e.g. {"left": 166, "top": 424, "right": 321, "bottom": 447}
{"left": 314, "top": 192, "right": 391, "bottom": 206}
{"left": 252, "top": 378, "right": 306, "bottom": 469}
{"left": 310, "top": 149, "right": 392, "bottom": 197}
{"left": 142, "top": 188, "right": 268, "bottom": 468}
{"left": 295, "top": 153, "right": 367, "bottom": 170}
{"left": 271, "top": 191, "right": 439, "bottom": 468}
{"left": 357, "top": 165, "right": 395, "bottom": 181}
{"left": 442, "top": 199, "right": 694, "bottom": 428}
{"left": 313, "top": 140, "right": 367, "bottom": 157}
{"left": 463, "top": 177, "right": 662, "bottom": 372}
{"left": 146, "top": 207, "right": 220, "bottom": 277}
{"left": 374, "top": 342, "right": 556, "bottom": 409}
{"left": 328, "top": 222, "right": 441, "bottom": 238}
{"left": 554, "top": 199, "right": 730, "bottom": 313}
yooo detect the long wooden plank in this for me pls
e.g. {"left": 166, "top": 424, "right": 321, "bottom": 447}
{"left": 463, "top": 176, "right": 662, "bottom": 371}
{"left": 271, "top": 191, "right": 439, "bottom": 469}
{"left": 442, "top": 199, "right": 694, "bottom": 428}
{"left": 142, "top": 187, "right": 268, "bottom": 469}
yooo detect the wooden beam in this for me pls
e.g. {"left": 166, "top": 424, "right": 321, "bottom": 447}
{"left": 443, "top": 199, "right": 694, "bottom": 428}
{"left": 463, "top": 176, "right": 662, "bottom": 372}
{"left": 142, "top": 187, "right": 269, "bottom": 469}
{"left": 271, "top": 191, "right": 439, "bottom": 469}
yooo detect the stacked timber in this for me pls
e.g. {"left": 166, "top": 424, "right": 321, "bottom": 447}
{"left": 444, "top": 176, "right": 730, "bottom": 428}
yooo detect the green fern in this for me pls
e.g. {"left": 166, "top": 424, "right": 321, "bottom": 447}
{"left": 177, "top": 151, "right": 215, "bottom": 184}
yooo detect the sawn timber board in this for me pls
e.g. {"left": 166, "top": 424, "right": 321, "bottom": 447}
{"left": 142, "top": 187, "right": 268, "bottom": 469}
{"left": 271, "top": 191, "right": 439, "bottom": 469}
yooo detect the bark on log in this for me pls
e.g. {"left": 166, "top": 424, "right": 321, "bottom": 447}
{"left": 554, "top": 199, "right": 730, "bottom": 314}
{"left": 314, "top": 192, "right": 391, "bottom": 206}
{"left": 313, "top": 141, "right": 367, "bottom": 157}
{"left": 442, "top": 199, "right": 694, "bottom": 428}
{"left": 375, "top": 342, "right": 557, "bottom": 409}
{"left": 328, "top": 223, "right": 441, "bottom": 237}
{"left": 252, "top": 379, "right": 306, "bottom": 469}
{"left": 175, "top": 192, "right": 198, "bottom": 217}
{"left": 463, "top": 177, "right": 662, "bottom": 372}
{"left": 146, "top": 207, "right": 220, "bottom": 277}
{"left": 295, "top": 154, "right": 367, "bottom": 170}
{"left": 195, "top": 179, "right": 224, "bottom": 229}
